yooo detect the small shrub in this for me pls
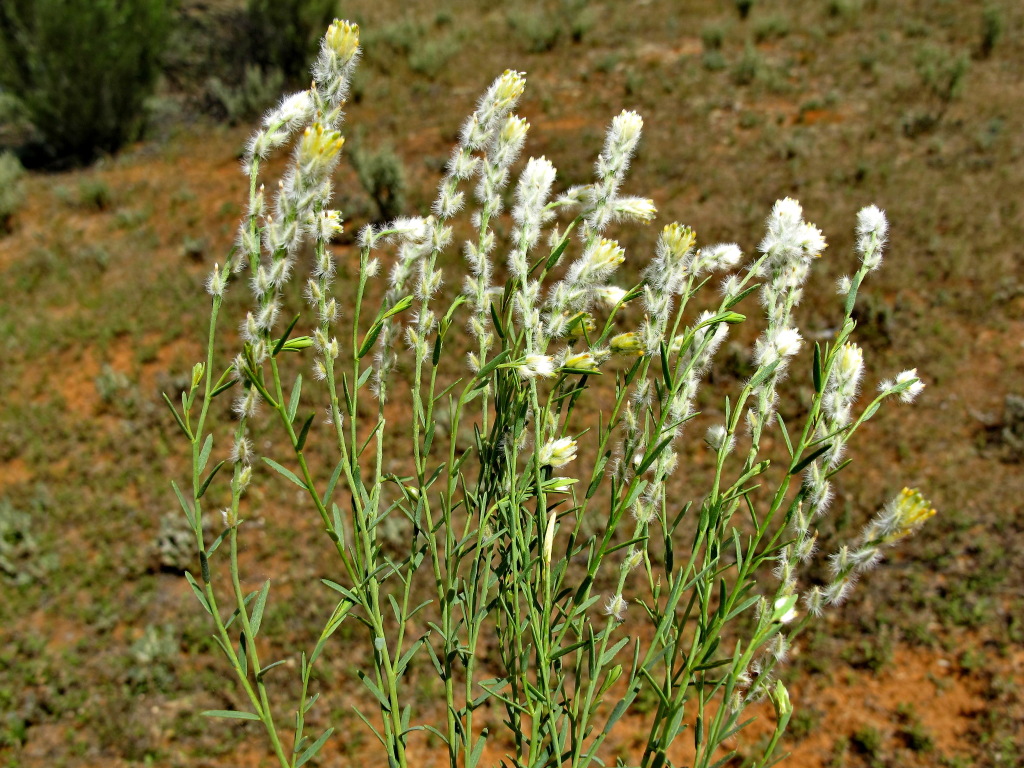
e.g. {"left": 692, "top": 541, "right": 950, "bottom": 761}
{"left": 409, "top": 36, "right": 461, "bottom": 80}
{"left": 851, "top": 725, "right": 884, "bottom": 758}
{"left": 0, "top": 150, "right": 24, "bottom": 233}
{"left": 207, "top": 65, "right": 286, "bottom": 125}
{"left": 905, "top": 45, "right": 970, "bottom": 134}
{"left": 732, "top": 44, "right": 763, "bottom": 85}
{"left": 75, "top": 178, "right": 113, "bottom": 212}
{"left": 0, "top": 0, "right": 170, "bottom": 165}
{"left": 703, "top": 50, "right": 728, "bottom": 72}
{"left": 0, "top": 499, "right": 53, "bottom": 585}
{"left": 754, "top": 14, "right": 790, "bottom": 42}
{"left": 978, "top": 5, "right": 1003, "bottom": 59}
{"left": 349, "top": 140, "right": 407, "bottom": 224}
{"left": 701, "top": 24, "right": 727, "bottom": 51}
{"left": 735, "top": 0, "right": 756, "bottom": 20}
{"left": 246, "top": 0, "right": 336, "bottom": 83}
{"left": 508, "top": 10, "right": 562, "bottom": 53}
{"left": 561, "top": 0, "right": 596, "bottom": 42}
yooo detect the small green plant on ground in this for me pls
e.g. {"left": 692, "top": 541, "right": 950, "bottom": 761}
{"left": 0, "top": 150, "right": 24, "bottom": 233}
{"left": 0, "top": 0, "right": 170, "bottom": 165}
{"left": 167, "top": 20, "right": 934, "bottom": 768}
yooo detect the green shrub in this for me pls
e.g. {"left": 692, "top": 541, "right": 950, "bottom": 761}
{"left": 349, "top": 139, "right": 407, "bottom": 224}
{"left": 0, "top": 0, "right": 170, "bottom": 165}
{"left": 978, "top": 5, "right": 1002, "bottom": 59}
{"left": 247, "top": 0, "right": 337, "bottom": 82}
{"left": 732, "top": 44, "right": 763, "bottom": 85}
{"left": 206, "top": 64, "right": 285, "bottom": 125}
{"left": 0, "top": 151, "right": 24, "bottom": 233}
{"left": 701, "top": 24, "right": 727, "bottom": 51}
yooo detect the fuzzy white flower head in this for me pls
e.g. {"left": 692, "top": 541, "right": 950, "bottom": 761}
{"left": 495, "top": 115, "right": 529, "bottom": 167}
{"left": 594, "top": 285, "right": 627, "bottom": 309}
{"left": 701, "top": 243, "right": 743, "bottom": 272}
{"left": 518, "top": 354, "right": 556, "bottom": 379}
{"left": 603, "top": 593, "right": 628, "bottom": 622}
{"left": 797, "top": 222, "right": 827, "bottom": 258}
{"left": 312, "top": 210, "right": 344, "bottom": 242}
{"left": 584, "top": 238, "right": 626, "bottom": 274}
{"left": 704, "top": 424, "right": 734, "bottom": 454}
{"left": 835, "top": 342, "right": 864, "bottom": 388}
{"left": 606, "top": 110, "right": 643, "bottom": 161}
{"left": 856, "top": 204, "right": 888, "bottom": 270}
{"left": 266, "top": 90, "right": 314, "bottom": 131}
{"left": 894, "top": 369, "right": 925, "bottom": 402}
{"left": 206, "top": 264, "right": 225, "bottom": 297}
{"left": 611, "top": 196, "right": 657, "bottom": 222}
{"left": 755, "top": 326, "right": 802, "bottom": 366}
{"left": 539, "top": 437, "right": 578, "bottom": 468}
{"left": 771, "top": 197, "right": 803, "bottom": 228}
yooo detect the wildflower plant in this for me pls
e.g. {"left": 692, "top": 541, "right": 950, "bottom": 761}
{"left": 167, "top": 20, "right": 933, "bottom": 768}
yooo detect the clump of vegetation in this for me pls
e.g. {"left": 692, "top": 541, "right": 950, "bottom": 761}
{"left": 207, "top": 64, "right": 286, "bottom": 125}
{"left": 977, "top": 4, "right": 1003, "bottom": 59}
{"left": 0, "top": 0, "right": 170, "bottom": 165}
{"left": 0, "top": 150, "right": 24, "bottom": 233}
{"left": 905, "top": 44, "right": 970, "bottom": 135}
{"left": 246, "top": 0, "right": 336, "bottom": 83}
{"left": 167, "top": 21, "right": 934, "bottom": 768}
{"left": 349, "top": 139, "right": 407, "bottom": 224}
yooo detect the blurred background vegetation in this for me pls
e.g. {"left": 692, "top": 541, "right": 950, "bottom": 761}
{"left": 0, "top": 1, "right": 1021, "bottom": 766}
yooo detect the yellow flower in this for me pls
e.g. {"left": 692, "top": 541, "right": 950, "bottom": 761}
{"left": 325, "top": 20, "right": 360, "bottom": 62}
{"left": 888, "top": 487, "right": 936, "bottom": 541}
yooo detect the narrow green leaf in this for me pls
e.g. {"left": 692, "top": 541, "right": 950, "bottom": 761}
{"left": 467, "top": 730, "right": 488, "bottom": 768}
{"left": 256, "top": 659, "right": 287, "bottom": 679}
{"left": 748, "top": 359, "right": 780, "bottom": 391}
{"left": 162, "top": 392, "right": 190, "bottom": 437}
{"left": 358, "top": 328, "right": 382, "bottom": 359}
{"left": 475, "top": 349, "right": 509, "bottom": 379}
{"left": 544, "top": 235, "right": 570, "bottom": 272}
{"left": 725, "top": 283, "right": 759, "bottom": 309}
{"left": 296, "top": 727, "right": 334, "bottom": 767}
{"left": 357, "top": 365, "right": 373, "bottom": 389}
{"left": 198, "top": 434, "right": 213, "bottom": 476}
{"left": 302, "top": 692, "right": 320, "bottom": 714}
{"left": 295, "top": 413, "right": 315, "bottom": 451}
{"left": 357, "top": 670, "right": 391, "bottom": 711}
{"left": 262, "top": 457, "right": 307, "bottom": 489}
{"left": 812, "top": 342, "right": 823, "bottom": 393}
{"left": 171, "top": 480, "right": 195, "bottom": 529}
{"left": 776, "top": 414, "right": 794, "bottom": 459}
{"left": 844, "top": 272, "right": 864, "bottom": 317}
{"left": 288, "top": 375, "right": 303, "bottom": 423}
{"left": 789, "top": 443, "right": 831, "bottom": 476}
{"left": 272, "top": 314, "right": 302, "bottom": 357}
{"left": 206, "top": 526, "right": 229, "bottom": 557}
{"left": 197, "top": 460, "right": 225, "bottom": 499}
{"left": 210, "top": 376, "right": 238, "bottom": 398}
{"left": 184, "top": 572, "right": 212, "bottom": 615}
{"left": 251, "top": 580, "right": 270, "bottom": 637}
{"left": 202, "top": 709, "right": 260, "bottom": 721}
{"left": 600, "top": 637, "right": 630, "bottom": 666}
{"left": 322, "top": 458, "right": 344, "bottom": 507}
{"left": 636, "top": 436, "right": 674, "bottom": 476}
